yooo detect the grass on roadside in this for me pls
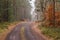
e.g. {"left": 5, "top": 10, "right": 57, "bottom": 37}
{"left": 0, "top": 21, "right": 19, "bottom": 33}
{"left": 0, "top": 22, "right": 10, "bottom": 29}
{"left": 38, "top": 25, "right": 60, "bottom": 40}
{"left": 0, "top": 22, "right": 10, "bottom": 33}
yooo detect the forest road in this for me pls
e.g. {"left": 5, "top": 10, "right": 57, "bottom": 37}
{"left": 5, "top": 22, "right": 45, "bottom": 40}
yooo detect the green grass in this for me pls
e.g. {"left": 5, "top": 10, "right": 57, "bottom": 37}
{"left": 0, "top": 22, "right": 10, "bottom": 33}
{"left": 0, "top": 21, "right": 18, "bottom": 29}
{"left": 38, "top": 25, "right": 60, "bottom": 40}
{"left": 0, "top": 21, "right": 20, "bottom": 33}
{"left": 0, "top": 22, "right": 10, "bottom": 29}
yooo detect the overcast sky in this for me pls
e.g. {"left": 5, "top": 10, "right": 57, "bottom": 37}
{"left": 29, "top": 0, "right": 36, "bottom": 15}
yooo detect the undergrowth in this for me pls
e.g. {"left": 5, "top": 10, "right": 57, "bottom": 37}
{"left": 38, "top": 25, "right": 60, "bottom": 40}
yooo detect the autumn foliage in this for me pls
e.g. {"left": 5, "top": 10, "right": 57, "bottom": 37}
{"left": 44, "top": 4, "right": 60, "bottom": 27}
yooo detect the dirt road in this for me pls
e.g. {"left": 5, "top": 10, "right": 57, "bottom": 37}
{"left": 5, "top": 22, "right": 45, "bottom": 40}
